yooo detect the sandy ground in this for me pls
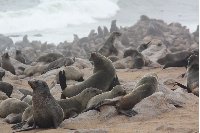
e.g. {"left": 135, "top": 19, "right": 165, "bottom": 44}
{"left": 0, "top": 67, "right": 198, "bottom": 133}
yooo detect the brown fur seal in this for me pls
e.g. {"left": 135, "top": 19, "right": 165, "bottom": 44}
{"left": 84, "top": 85, "right": 126, "bottom": 112}
{"left": 0, "top": 98, "right": 28, "bottom": 118}
{"left": 98, "top": 32, "right": 121, "bottom": 57}
{"left": 15, "top": 88, "right": 102, "bottom": 123}
{"left": 1, "top": 53, "right": 15, "bottom": 75}
{"left": 43, "top": 57, "right": 75, "bottom": 73}
{"left": 162, "top": 50, "right": 198, "bottom": 69}
{"left": 0, "top": 70, "right": 13, "bottom": 97}
{"left": 174, "top": 54, "right": 199, "bottom": 96}
{"left": 36, "top": 53, "right": 63, "bottom": 63}
{"left": 94, "top": 73, "right": 158, "bottom": 117}
{"left": 123, "top": 49, "right": 146, "bottom": 69}
{"left": 58, "top": 88, "right": 102, "bottom": 119}
{"left": 60, "top": 52, "right": 116, "bottom": 98}
{"left": 4, "top": 113, "right": 22, "bottom": 124}
{"left": 15, "top": 50, "right": 26, "bottom": 64}
{"left": 56, "top": 66, "right": 84, "bottom": 84}
{"left": 157, "top": 51, "right": 192, "bottom": 65}
{"left": 12, "top": 80, "right": 64, "bottom": 132}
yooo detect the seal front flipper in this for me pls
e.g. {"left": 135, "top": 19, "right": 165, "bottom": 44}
{"left": 59, "top": 70, "right": 67, "bottom": 91}
{"left": 118, "top": 109, "right": 138, "bottom": 117}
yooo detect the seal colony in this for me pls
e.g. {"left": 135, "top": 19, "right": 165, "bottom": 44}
{"left": 0, "top": 16, "right": 198, "bottom": 132}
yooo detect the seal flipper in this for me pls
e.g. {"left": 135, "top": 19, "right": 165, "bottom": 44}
{"left": 173, "top": 82, "right": 191, "bottom": 93}
{"left": 15, "top": 123, "right": 36, "bottom": 132}
{"left": 59, "top": 70, "right": 67, "bottom": 91}
{"left": 118, "top": 109, "right": 138, "bottom": 117}
{"left": 11, "top": 121, "right": 26, "bottom": 130}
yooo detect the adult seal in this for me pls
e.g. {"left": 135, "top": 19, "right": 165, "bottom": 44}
{"left": 94, "top": 73, "right": 158, "bottom": 117}
{"left": 174, "top": 54, "right": 199, "bottom": 96}
{"left": 1, "top": 53, "right": 16, "bottom": 75}
{"left": 12, "top": 80, "right": 64, "bottom": 132}
{"left": 60, "top": 52, "right": 116, "bottom": 98}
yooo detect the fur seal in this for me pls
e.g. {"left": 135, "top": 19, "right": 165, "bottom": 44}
{"left": 84, "top": 85, "right": 126, "bottom": 112}
{"left": 56, "top": 66, "right": 84, "bottom": 84}
{"left": 4, "top": 113, "right": 22, "bottom": 124}
{"left": 98, "top": 32, "right": 121, "bottom": 57}
{"left": 60, "top": 52, "right": 116, "bottom": 98}
{"left": 58, "top": 87, "right": 102, "bottom": 119}
{"left": 15, "top": 50, "right": 26, "bottom": 64}
{"left": 0, "top": 70, "right": 13, "bottom": 97}
{"left": 174, "top": 54, "right": 199, "bottom": 96}
{"left": 0, "top": 98, "right": 28, "bottom": 118}
{"left": 12, "top": 80, "right": 64, "bottom": 131}
{"left": 94, "top": 73, "right": 158, "bottom": 117}
{"left": 36, "top": 53, "right": 63, "bottom": 63}
{"left": 1, "top": 53, "right": 15, "bottom": 75}
{"left": 43, "top": 57, "right": 75, "bottom": 73}
{"left": 162, "top": 50, "right": 198, "bottom": 69}
{"left": 123, "top": 49, "right": 146, "bottom": 69}
{"left": 16, "top": 88, "right": 102, "bottom": 123}
{"left": 157, "top": 51, "right": 192, "bottom": 65}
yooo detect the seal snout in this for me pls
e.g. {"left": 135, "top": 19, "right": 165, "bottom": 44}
{"left": 28, "top": 80, "right": 39, "bottom": 90}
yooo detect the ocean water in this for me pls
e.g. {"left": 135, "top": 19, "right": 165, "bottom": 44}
{"left": 0, "top": 0, "right": 198, "bottom": 44}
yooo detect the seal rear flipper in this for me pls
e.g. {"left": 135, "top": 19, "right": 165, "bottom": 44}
{"left": 173, "top": 82, "right": 191, "bottom": 93}
{"left": 94, "top": 97, "right": 121, "bottom": 110}
{"left": 15, "top": 123, "right": 36, "bottom": 132}
{"left": 11, "top": 121, "right": 26, "bottom": 130}
{"left": 118, "top": 109, "right": 138, "bottom": 117}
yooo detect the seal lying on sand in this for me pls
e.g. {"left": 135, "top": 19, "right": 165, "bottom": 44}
{"left": 84, "top": 85, "right": 126, "bottom": 112}
{"left": 42, "top": 57, "right": 75, "bottom": 74}
{"left": 58, "top": 88, "right": 102, "bottom": 119}
{"left": 174, "top": 54, "right": 199, "bottom": 96}
{"left": 36, "top": 53, "right": 63, "bottom": 63}
{"left": 1, "top": 53, "right": 15, "bottom": 75}
{"left": 60, "top": 52, "right": 116, "bottom": 98}
{"left": 12, "top": 80, "right": 64, "bottom": 132}
{"left": 92, "top": 74, "right": 158, "bottom": 117}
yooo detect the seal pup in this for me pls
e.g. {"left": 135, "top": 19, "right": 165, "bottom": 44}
{"left": 42, "top": 57, "right": 75, "bottom": 73}
{"left": 84, "top": 85, "right": 126, "bottom": 112}
{"left": 60, "top": 52, "right": 116, "bottom": 98}
{"left": 173, "top": 54, "right": 199, "bottom": 96}
{"left": 0, "top": 70, "right": 13, "bottom": 97}
{"left": 15, "top": 50, "right": 26, "bottom": 64}
{"left": 1, "top": 53, "right": 15, "bottom": 75}
{"left": 36, "top": 53, "right": 63, "bottom": 63}
{"left": 98, "top": 32, "right": 121, "bottom": 57}
{"left": 12, "top": 80, "right": 64, "bottom": 132}
{"left": 0, "top": 98, "right": 29, "bottom": 118}
{"left": 58, "top": 88, "right": 102, "bottom": 119}
{"left": 93, "top": 74, "right": 158, "bottom": 117}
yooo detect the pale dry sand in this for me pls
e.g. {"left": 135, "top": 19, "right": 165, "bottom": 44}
{"left": 0, "top": 67, "right": 198, "bottom": 133}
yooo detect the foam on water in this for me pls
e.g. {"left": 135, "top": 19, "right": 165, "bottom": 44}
{"left": 0, "top": 0, "right": 119, "bottom": 34}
